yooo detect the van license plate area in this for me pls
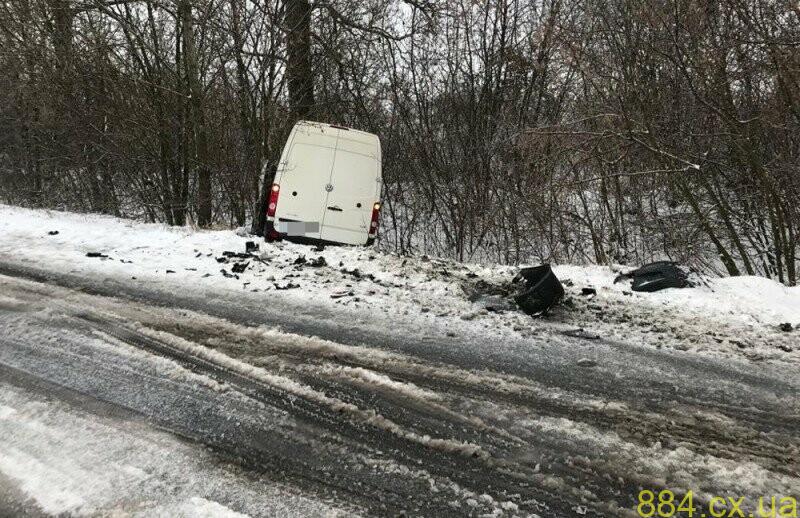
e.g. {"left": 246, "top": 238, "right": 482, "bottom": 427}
{"left": 278, "top": 221, "right": 320, "bottom": 236}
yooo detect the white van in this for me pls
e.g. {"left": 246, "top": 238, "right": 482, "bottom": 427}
{"left": 265, "top": 121, "right": 382, "bottom": 246}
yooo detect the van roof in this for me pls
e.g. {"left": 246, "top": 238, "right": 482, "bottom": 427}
{"left": 296, "top": 120, "right": 378, "bottom": 141}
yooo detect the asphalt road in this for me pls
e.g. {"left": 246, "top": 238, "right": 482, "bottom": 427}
{"left": 0, "top": 263, "right": 797, "bottom": 517}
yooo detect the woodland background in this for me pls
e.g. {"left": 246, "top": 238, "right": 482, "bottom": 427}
{"left": 0, "top": 0, "right": 798, "bottom": 284}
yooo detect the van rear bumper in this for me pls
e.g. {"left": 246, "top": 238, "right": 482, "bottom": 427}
{"left": 285, "top": 235, "right": 364, "bottom": 247}
{"left": 266, "top": 221, "right": 373, "bottom": 247}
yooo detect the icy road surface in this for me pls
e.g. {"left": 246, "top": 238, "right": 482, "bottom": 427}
{"left": 0, "top": 270, "right": 798, "bottom": 517}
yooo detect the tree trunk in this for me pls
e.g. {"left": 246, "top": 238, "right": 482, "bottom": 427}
{"left": 181, "top": 0, "right": 212, "bottom": 227}
{"left": 251, "top": 161, "right": 276, "bottom": 235}
{"left": 251, "top": 0, "right": 314, "bottom": 235}
{"left": 49, "top": 0, "right": 73, "bottom": 79}
{"left": 285, "top": 0, "right": 314, "bottom": 118}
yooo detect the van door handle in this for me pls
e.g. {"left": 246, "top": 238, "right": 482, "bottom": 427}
{"left": 327, "top": 206, "right": 343, "bottom": 212}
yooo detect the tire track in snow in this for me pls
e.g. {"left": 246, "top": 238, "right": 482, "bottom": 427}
{"left": 74, "top": 313, "right": 590, "bottom": 516}
{"left": 36, "top": 303, "right": 704, "bottom": 515}
{"left": 68, "top": 299, "right": 800, "bottom": 516}
{"left": 0, "top": 332, "right": 468, "bottom": 516}
{"left": 135, "top": 304, "right": 799, "bottom": 483}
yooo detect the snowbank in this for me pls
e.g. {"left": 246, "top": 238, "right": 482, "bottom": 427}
{"left": 0, "top": 204, "right": 796, "bottom": 363}
{"left": 554, "top": 264, "right": 800, "bottom": 326}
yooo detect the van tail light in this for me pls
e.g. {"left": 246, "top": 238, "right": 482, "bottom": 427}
{"left": 369, "top": 202, "right": 381, "bottom": 237}
{"left": 266, "top": 184, "right": 280, "bottom": 219}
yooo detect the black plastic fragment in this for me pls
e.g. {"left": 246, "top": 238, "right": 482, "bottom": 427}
{"left": 625, "top": 261, "right": 688, "bottom": 292}
{"left": 513, "top": 264, "right": 564, "bottom": 315}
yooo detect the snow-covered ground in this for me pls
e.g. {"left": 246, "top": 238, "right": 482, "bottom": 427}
{"left": 0, "top": 204, "right": 797, "bottom": 365}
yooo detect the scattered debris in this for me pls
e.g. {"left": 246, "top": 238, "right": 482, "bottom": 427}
{"left": 563, "top": 328, "right": 601, "bottom": 340}
{"left": 274, "top": 282, "right": 299, "bottom": 290}
{"left": 86, "top": 252, "right": 108, "bottom": 258}
{"left": 294, "top": 255, "right": 307, "bottom": 265}
{"left": 314, "top": 244, "right": 325, "bottom": 252}
{"left": 615, "top": 261, "right": 688, "bottom": 292}
{"left": 223, "top": 251, "right": 252, "bottom": 259}
{"left": 309, "top": 257, "right": 327, "bottom": 267}
{"left": 476, "top": 295, "right": 516, "bottom": 313}
{"left": 779, "top": 322, "right": 793, "bottom": 332}
{"left": 581, "top": 287, "right": 597, "bottom": 297}
{"left": 343, "top": 267, "right": 360, "bottom": 278}
{"left": 330, "top": 290, "right": 354, "bottom": 299}
{"left": 513, "top": 264, "right": 564, "bottom": 316}
{"left": 47, "top": 230, "right": 59, "bottom": 236}
{"left": 231, "top": 262, "right": 249, "bottom": 274}
{"left": 464, "top": 284, "right": 511, "bottom": 314}
{"left": 165, "top": 270, "right": 175, "bottom": 274}
{"left": 245, "top": 241, "right": 259, "bottom": 253}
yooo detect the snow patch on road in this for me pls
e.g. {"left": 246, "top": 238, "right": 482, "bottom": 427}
{"left": 0, "top": 382, "right": 343, "bottom": 517}
{"left": 519, "top": 414, "right": 800, "bottom": 511}
{"left": 0, "top": 447, "right": 87, "bottom": 514}
{"left": 0, "top": 404, "right": 16, "bottom": 419}
{"left": 150, "top": 496, "right": 251, "bottom": 518}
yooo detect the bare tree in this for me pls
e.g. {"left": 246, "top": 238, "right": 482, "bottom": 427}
{"left": 0, "top": 0, "right": 797, "bottom": 283}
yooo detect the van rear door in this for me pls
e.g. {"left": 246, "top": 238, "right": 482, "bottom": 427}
{"left": 274, "top": 125, "right": 339, "bottom": 238}
{"left": 320, "top": 132, "right": 381, "bottom": 245}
